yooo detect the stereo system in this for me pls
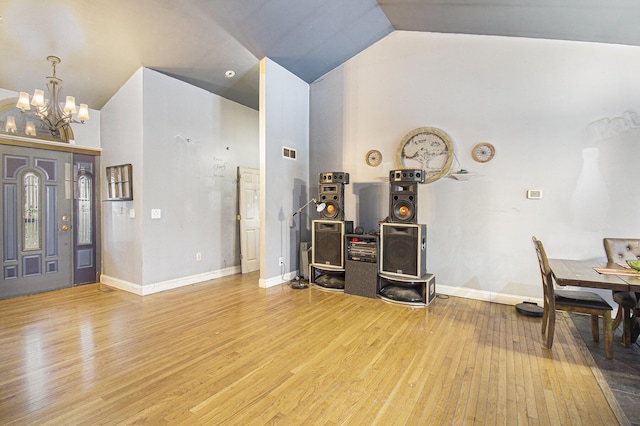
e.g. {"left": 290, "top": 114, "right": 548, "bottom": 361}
{"left": 346, "top": 236, "right": 377, "bottom": 263}
{"left": 318, "top": 172, "right": 349, "bottom": 221}
{"left": 306, "top": 168, "right": 433, "bottom": 305}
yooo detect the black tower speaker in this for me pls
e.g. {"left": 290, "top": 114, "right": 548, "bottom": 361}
{"left": 379, "top": 223, "right": 427, "bottom": 279}
{"left": 389, "top": 169, "right": 424, "bottom": 224}
{"left": 312, "top": 220, "right": 353, "bottom": 268}
{"left": 318, "top": 172, "right": 349, "bottom": 221}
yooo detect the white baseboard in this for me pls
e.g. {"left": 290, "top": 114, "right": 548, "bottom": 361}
{"left": 259, "top": 271, "right": 296, "bottom": 288}
{"left": 101, "top": 269, "right": 542, "bottom": 308}
{"left": 436, "top": 284, "right": 542, "bottom": 307}
{"left": 100, "top": 265, "right": 241, "bottom": 296}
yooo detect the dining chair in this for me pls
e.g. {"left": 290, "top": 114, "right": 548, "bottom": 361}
{"left": 532, "top": 236, "right": 613, "bottom": 359}
{"left": 603, "top": 238, "right": 640, "bottom": 346}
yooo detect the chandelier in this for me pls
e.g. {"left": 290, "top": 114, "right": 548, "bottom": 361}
{"left": 14, "top": 55, "right": 89, "bottom": 138}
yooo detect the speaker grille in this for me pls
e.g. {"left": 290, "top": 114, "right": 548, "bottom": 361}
{"left": 312, "top": 220, "right": 353, "bottom": 268}
{"left": 383, "top": 232, "right": 418, "bottom": 276}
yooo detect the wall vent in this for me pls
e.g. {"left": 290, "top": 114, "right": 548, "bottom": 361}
{"left": 282, "top": 146, "right": 297, "bottom": 160}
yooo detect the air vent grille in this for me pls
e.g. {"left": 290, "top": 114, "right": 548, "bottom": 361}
{"left": 283, "top": 146, "right": 297, "bottom": 160}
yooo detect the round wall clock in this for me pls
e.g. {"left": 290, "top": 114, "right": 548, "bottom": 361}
{"left": 472, "top": 142, "right": 495, "bottom": 163}
{"left": 365, "top": 149, "right": 382, "bottom": 167}
{"left": 395, "top": 127, "right": 454, "bottom": 183}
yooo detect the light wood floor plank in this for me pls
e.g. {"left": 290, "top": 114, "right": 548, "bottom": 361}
{"left": 0, "top": 272, "right": 622, "bottom": 425}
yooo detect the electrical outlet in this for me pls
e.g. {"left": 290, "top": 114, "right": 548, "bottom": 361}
{"left": 196, "top": 252, "right": 202, "bottom": 261}
{"left": 279, "top": 257, "right": 284, "bottom": 266}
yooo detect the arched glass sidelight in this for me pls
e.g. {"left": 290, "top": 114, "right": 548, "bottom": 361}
{"left": 23, "top": 172, "right": 41, "bottom": 251}
{"left": 77, "top": 174, "right": 93, "bottom": 245}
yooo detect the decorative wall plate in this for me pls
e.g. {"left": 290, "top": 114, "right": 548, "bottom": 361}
{"left": 395, "top": 127, "right": 454, "bottom": 183}
{"left": 365, "top": 149, "right": 382, "bottom": 166}
{"left": 472, "top": 142, "right": 495, "bottom": 163}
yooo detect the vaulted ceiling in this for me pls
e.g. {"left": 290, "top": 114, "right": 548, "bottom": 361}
{"left": 1, "top": 0, "right": 639, "bottom": 111}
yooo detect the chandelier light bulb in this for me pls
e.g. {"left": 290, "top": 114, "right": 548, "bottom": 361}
{"left": 25, "top": 121, "right": 36, "bottom": 136}
{"left": 64, "top": 96, "right": 77, "bottom": 114}
{"left": 16, "top": 92, "right": 31, "bottom": 111}
{"left": 5, "top": 116, "right": 16, "bottom": 133}
{"left": 77, "top": 104, "right": 90, "bottom": 122}
{"left": 31, "top": 89, "right": 45, "bottom": 108}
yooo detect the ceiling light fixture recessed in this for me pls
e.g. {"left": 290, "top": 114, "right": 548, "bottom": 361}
{"left": 224, "top": 70, "right": 236, "bottom": 78}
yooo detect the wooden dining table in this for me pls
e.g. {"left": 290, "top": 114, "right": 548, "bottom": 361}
{"left": 549, "top": 258, "right": 640, "bottom": 346}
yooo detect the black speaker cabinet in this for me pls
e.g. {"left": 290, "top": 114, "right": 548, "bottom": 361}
{"left": 389, "top": 183, "right": 418, "bottom": 223}
{"left": 389, "top": 169, "right": 425, "bottom": 184}
{"left": 318, "top": 172, "right": 349, "bottom": 221}
{"left": 345, "top": 259, "right": 378, "bottom": 298}
{"left": 379, "top": 223, "right": 427, "bottom": 279}
{"left": 312, "top": 220, "right": 353, "bottom": 268}
{"left": 318, "top": 183, "right": 345, "bottom": 220}
{"left": 319, "top": 171, "right": 350, "bottom": 184}
{"left": 378, "top": 273, "right": 436, "bottom": 306}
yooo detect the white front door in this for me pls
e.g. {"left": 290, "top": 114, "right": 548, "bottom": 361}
{"left": 238, "top": 167, "right": 260, "bottom": 273}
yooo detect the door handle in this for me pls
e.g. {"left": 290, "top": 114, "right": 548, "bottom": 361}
{"left": 58, "top": 225, "right": 69, "bottom": 232}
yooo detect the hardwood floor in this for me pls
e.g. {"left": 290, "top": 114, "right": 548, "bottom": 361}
{"left": 0, "top": 272, "right": 621, "bottom": 425}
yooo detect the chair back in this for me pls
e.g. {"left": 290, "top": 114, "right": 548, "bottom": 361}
{"left": 533, "top": 236, "right": 555, "bottom": 310}
{"left": 603, "top": 238, "right": 640, "bottom": 263}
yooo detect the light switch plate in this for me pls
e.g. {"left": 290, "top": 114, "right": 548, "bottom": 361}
{"left": 129, "top": 208, "right": 135, "bottom": 218}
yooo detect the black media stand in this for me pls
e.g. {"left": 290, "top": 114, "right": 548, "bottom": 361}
{"left": 344, "top": 234, "right": 378, "bottom": 298}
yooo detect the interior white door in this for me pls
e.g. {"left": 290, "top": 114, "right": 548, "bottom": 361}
{"left": 238, "top": 167, "right": 260, "bottom": 273}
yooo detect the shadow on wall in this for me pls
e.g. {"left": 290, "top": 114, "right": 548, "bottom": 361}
{"left": 284, "top": 178, "right": 311, "bottom": 268}
{"left": 353, "top": 182, "right": 389, "bottom": 233}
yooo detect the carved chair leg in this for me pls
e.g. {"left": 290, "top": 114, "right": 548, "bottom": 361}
{"left": 541, "top": 302, "right": 549, "bottom": 336}
{"left": 622, "top": 307, "right": 631, "bottom": 347}
{"left": 590, "top": 315, "right": 600, "bottom": 342}
{"left": 545, "top": 309, "right": 556, "bottom": 349}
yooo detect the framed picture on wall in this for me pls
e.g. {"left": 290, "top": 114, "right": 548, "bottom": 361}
{"left": 105, "top": 164, "right": 133, "bottom": 201}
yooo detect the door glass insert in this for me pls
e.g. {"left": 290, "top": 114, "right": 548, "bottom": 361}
{"left": 77, "top": 174, "right": 92, "bottom": 245}
{"left": 23, "top": 172, "right": 41, "bottom": 251}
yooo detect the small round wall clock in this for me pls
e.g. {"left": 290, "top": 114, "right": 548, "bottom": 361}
{"left": 365, "top": 149, "right": 382, "bottom": 167}
{"left": 472, "top": 142, "right": 495, "bottom": 163}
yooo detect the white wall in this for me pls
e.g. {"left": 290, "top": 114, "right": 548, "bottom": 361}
{"left": 100, "top": 68, "right": 144, "bottom": 286}
{"left": 101, "top": 67, "right": 259, "bottom": 294}
{"left": 259, "top": 58, "right": 310, "bottom": 287}
{"left": 310, "top": 31, "right": 640, "bottom": 304}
